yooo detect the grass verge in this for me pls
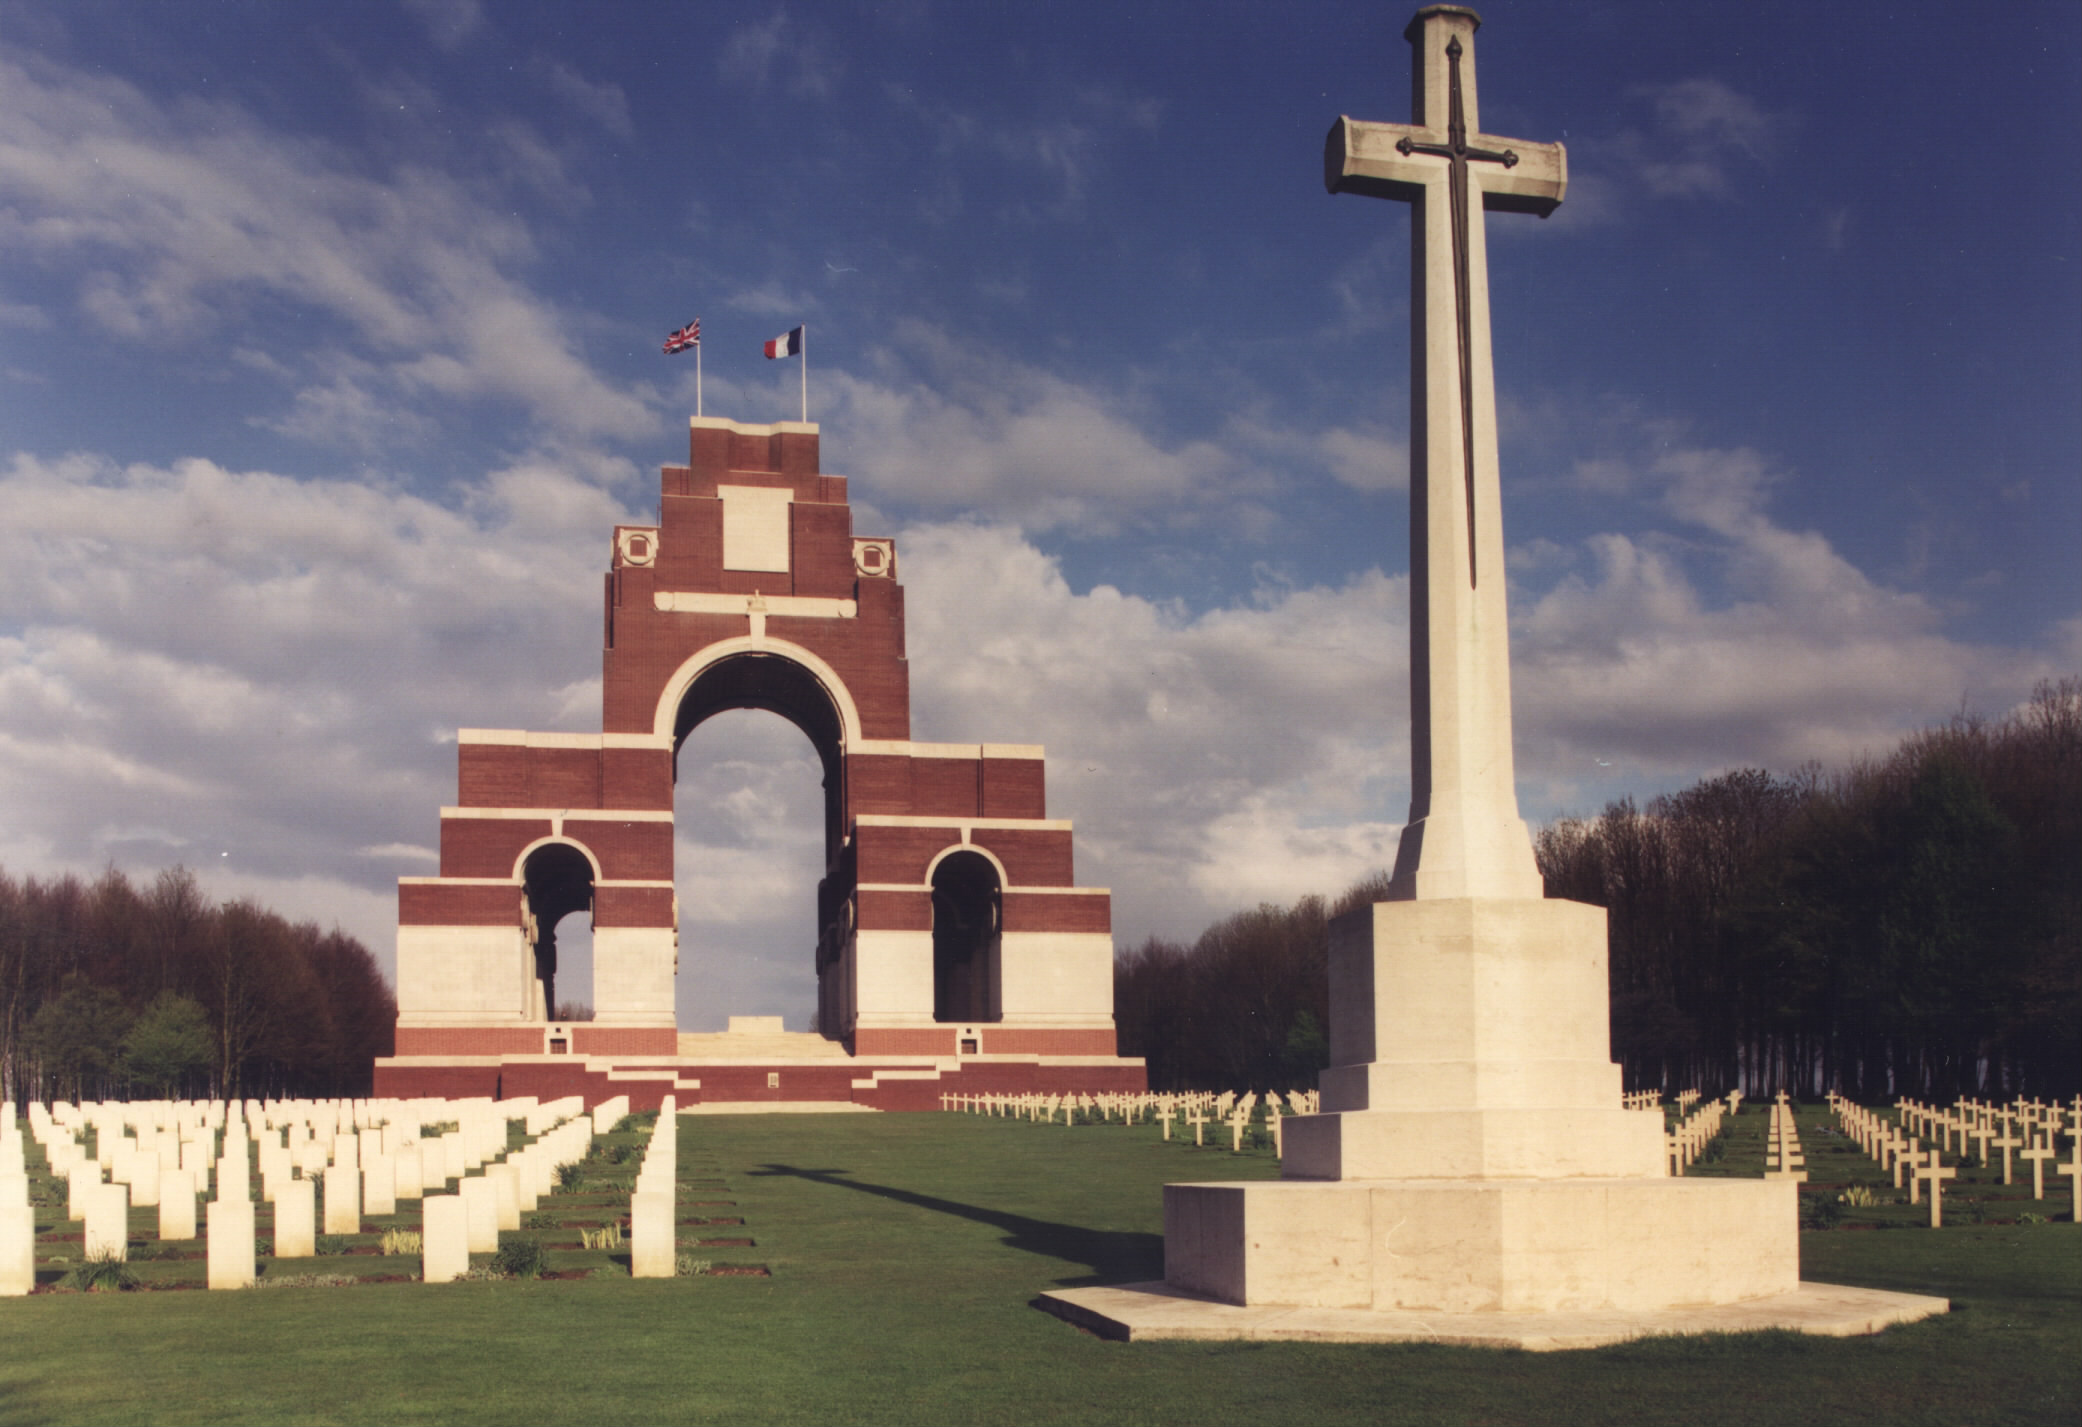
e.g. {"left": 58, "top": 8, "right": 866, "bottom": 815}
{"left": 1, "top": 1109, "right": 2074, "bottom": 1426}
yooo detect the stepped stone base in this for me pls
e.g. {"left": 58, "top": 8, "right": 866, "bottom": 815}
{"left": 1164, "top": 1176, "right": 1798, "bottom": 1314}
{"left": 1037, "top": 1279, "right": 1948, "bottom": 1351}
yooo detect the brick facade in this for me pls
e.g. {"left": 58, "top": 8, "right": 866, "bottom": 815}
{"left": 382, "top": 415, "right": 1145, "bottom": 1104}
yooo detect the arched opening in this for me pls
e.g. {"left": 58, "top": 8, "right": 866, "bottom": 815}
{"left": 521, "top": 842, "right": 594, "bottom": 1023}
{"left": 673, "top": 652, "right": 845, "bottom": 858}
{"left": 672, "top": 653, "right": 847, "bottom": 1034}
{"left": 932, "top": 851, "right": 1002, "bottom": 1025}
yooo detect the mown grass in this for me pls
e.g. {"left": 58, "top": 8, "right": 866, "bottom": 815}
{"left": 2, "top": 1108, "right": 2075, "bottom": 1426}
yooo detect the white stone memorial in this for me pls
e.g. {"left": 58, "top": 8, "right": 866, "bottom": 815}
{"left": 630, "top": 1190, "right": 674, "bottom": 1279}
{"left": 158, "top": 1168, "right": 198, "bottom": 1241}
{"left": 323, "top": 1162, "right": 361, "bottom": 1235}
{"left": 395, "top": 1145, "right": 425, "bottom": 1201}
{"left": 84, "top": 1181, "right": 129, "bottom": 1260}
{"left": 487, "top": 1164, "right": 521, "bottom": 1232}
{"left": 206, "top": 1196, "right": 256, "bottom": 1290}
{"left": 459, "top": 1176, "right": 498, "bottom": 1253}
{"left": 1041, "top": 5, "right": 1950, "bottom": 1350}
{"left": 1, "top": 1174, "right": 33, "bottom": 1296}
{"left": 422, "top": 1194, "right": 469, "bottom": 1283}
{"left": 364, "top": 1153, "right": 398, "bottom": 1217}
{"left": 274, "top": 1176, "right": 316, "bottom": 1258}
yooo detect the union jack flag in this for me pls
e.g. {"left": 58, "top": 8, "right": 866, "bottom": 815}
{"left": 662, "top": 318, "right": 700, "bottom": 355}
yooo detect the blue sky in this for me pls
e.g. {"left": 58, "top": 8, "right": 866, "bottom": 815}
{"left": 2, "top": 1, "right": 2075, "bottom": 1029}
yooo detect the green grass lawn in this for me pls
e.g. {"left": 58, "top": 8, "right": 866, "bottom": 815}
{"left": 3, "top": 1107, "right": 2076, "bottom": 1426}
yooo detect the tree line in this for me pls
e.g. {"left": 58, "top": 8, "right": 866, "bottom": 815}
{"left": 1116, "top": 678, "right": 2079, "bottom": 1100}
{"left": 0, "top": 864, "right": 395, "bottom": 1104}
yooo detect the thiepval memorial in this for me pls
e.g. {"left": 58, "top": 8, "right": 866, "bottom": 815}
{"left": 1042, "top": 6, "right": 1949, "bottom": 1347}
{"left": 375, "top": 417, "right": 1146, "bottom": 1109}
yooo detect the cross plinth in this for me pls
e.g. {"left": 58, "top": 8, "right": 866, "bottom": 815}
{"left": 1326, "top": 4, "right": 1564, "bottom": 902}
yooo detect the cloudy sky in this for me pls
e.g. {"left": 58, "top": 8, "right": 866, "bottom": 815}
{"left": 2, "top": 0, "right": 2075, "bottom": 1031}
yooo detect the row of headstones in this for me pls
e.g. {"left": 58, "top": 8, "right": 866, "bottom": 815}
{"left": 1829, "top": 1091, "right": 2082, "bottom": 1228}
{"left": 0, "top": 1093, "right": 627, "bottom": 1293}
{"left": 30, "top": 1093, "right": 591, "bottom": 1250}
{"left": 423, "top": 1097, "right": 625, "bottom": 1283}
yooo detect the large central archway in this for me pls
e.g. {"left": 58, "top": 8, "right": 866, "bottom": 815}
{"left": 672, "top": 652, "right": 848, "bottom": 1035}
{"left": 672, "top": 651, "right": 846, "bottom": 859}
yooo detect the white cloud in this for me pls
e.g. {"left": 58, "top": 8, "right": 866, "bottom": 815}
{"left": 0, "top": 448, "right": 640, "bottom": 970}
{"left": 542, "top": 61, "right": 634, "bottom": 138}
{"left": 0, "top": 51, "right": 655, "bottom": 443}
{"left": 1511, "top": 442, "right": 2060, "bottom": 794}
{"left": 718, "top": 13, "right": 839, "bottom": 100}
{"left": 1535, "top": 77, "right": 1786, "bottom": 232}
{"left": 825, "top": 323, "right": 1281, "bottom": 535}
{"left": 897, "top": 522, "right": 1410, "bottom": 940}
{"left": 1318, "top": 426, "right": 1408, "bottom": 493}
{"left": 400, "top": 0, "right": 484, "bottom": 51}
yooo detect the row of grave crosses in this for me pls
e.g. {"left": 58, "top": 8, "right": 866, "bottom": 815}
{"left": 1764, "top": 1093, "right": 1808, "bottom": 1182}
{"left": 1623, "top": 1086, "right": 1744, "bottom": 1115}
{"left": 1894, "top": 1094, "right": 2079, "bottom": 1182}
{"left": 1827, "top": 1091, "right": 2082, "bottom": 1229}
{"left": 938, "top": 1089, "right": 1324, "bottom": 1158}
{"left": 5, "top": 1093, "right": 622, "bottom": 1294}
{"left": 1665, "top": 1097, "right": 1729, "bottom": 1175}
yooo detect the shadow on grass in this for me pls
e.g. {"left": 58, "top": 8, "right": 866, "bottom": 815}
{"left": 750, "top": 1163, "right": 1160, "bottom": 1286}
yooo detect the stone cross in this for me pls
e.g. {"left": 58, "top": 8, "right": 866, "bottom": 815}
{"left": 1991, "top": 1120, "right": 2021, "bottom": 1186}
{"left": 1326, "top": 3, "right": 1566, "bottom": 901}
{"left": 1914, "top": 1154, "right": 1957, "bottom": 1229}
{"left": 2021, "top": 1137, "right": 2053, "bottom": 1199}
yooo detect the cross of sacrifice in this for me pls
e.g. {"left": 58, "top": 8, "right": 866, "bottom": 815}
{"left": 1325, "top": 3, "right": 1565, "bottom": 903}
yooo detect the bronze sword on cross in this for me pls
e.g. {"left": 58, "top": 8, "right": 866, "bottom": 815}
{"left": 1325, "top": 5, "right": 1564, "bottom": 590}
{"left": 1396, "top": 34, "right": 1513, "bottom": 586}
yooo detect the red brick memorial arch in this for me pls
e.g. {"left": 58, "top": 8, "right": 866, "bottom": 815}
{"left": 374, "top": 416, "right": 1146, "bottom": 1107}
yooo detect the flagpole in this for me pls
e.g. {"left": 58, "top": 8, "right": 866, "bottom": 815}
{"left": 696, "top": 341, "right": 704, "bottom": 418}
{"left": 800, "top": 324, "right": 808, "bottom": 423}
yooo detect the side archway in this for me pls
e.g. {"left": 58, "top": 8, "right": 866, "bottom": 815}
{"left": 520, "top": 841, "right": 595, "bottom": 1021}
{"left": 931, "top": 850, "right": 1002, "bottom": 1025}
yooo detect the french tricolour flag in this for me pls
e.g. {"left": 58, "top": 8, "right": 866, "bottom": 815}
{"left": 764, "top": 326, "right": 803, "bottom": 359}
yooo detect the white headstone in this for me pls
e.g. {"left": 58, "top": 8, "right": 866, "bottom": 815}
{"left": 421, "top": 1194, "right": 468, "bottom": 1283}
{"left": 158, "top": 1167, "right": 198, "bottom": 1241}
{"left": 364, "top": 1154, "right": 397, "bottom": 1217}
{"left": 274, "top": 1176, "right": 316, "bottom": 1258}
{"left": 84, "top": 1181, "right": 129, "bottom": 1260}
{"left": 630, "top": 1190, "right": 674, "bottom": 1278}
{"left": 323, "top": 1162, "right": 360, "bottom": 1235}
{"left": 206, "top": 1196, "right": 256, "bottom": 1290}
{"left": 459, "top": 1176, "right": 498, "bottom": 1253}
{"left": 0, "top": 1174, "right": 33, "bottom": 1296}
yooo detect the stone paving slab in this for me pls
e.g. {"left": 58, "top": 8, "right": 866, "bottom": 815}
{"left": 1036, "top": 1280, "right": 1948, "bottom": 1352}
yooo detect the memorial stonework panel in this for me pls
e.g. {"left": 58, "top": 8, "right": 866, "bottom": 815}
{"left": 378, "top": 416, "right": 1144, "bottom": 1107}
